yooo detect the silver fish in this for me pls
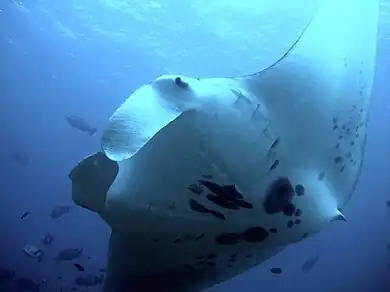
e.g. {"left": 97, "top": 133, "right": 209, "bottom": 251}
{"left": 50, "top": 205, "right": 70, "bottom": 219}
{"left": 56, "top": 248, "right": 83, "bottom": 261}
{"left": 66, "top": 115, "right": 97, "bottom": 136}
{"left": 302, "top": 255, "right": 320, "bottom": 273}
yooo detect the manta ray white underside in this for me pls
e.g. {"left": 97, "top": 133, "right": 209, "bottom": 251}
{"left": 69, "top": 0, "right": 379, "bottom": 291}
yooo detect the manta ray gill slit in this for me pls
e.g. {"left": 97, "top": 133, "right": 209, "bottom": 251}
{"left": 175, "top": 76, "right": 189, "bottom": 89}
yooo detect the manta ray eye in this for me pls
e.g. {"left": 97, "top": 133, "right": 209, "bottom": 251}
{"left": 175, "top": 77, "right": 189, "bottom": 89}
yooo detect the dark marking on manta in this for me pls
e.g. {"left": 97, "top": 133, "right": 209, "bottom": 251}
{"left": 269, "top": 160, "right": 279, "bottom": 171}
{"left": 241, "top": 227, "right": 270, "bottom": 243}
{"left": 206, "top": 194, "right": 240, "bottom": 210}
{"left": 318, "top": 172, "right": 326, "bottom": 181}
{"left": 188, "top": 184, "right": 204, "bottom": 195}
{"left": 215, "top": 233, "right": 241, "bottom": 245}
{"left": 198, "top": 181, "right": 243, "bottom": 200}
{"left": 283, "top": 203, "right": 296, "bottom": 216}
{"left": 233, "top": 199, "right": 253, "bottom": 209}
{"left": 206, "top": 254, "right": 216, "bottom": 260}
{"left": 295, "top": 209, "right": 302, "bottom": 217}
{"left": 270, "top": 138, "right": 280, "bottom": 149}
{"left": 263, "top": 177, "right": 295, "bottom": 215}
{"left": 188, "top": 199, "right": 226, "bottom": 220}
{"left": 295, "top": 184, "right": 305, "bottom": 196}
{"left": 334, "top": 156, "right": 344, "bottom": 164}
{"left": 198, "top": 180, "right": 253, "bottom": 210}
{"left": 269, "top": 228, "right": 278, "bottom": 234}
{"left": 215, "top": 226, "right": 270, "bottom": 245}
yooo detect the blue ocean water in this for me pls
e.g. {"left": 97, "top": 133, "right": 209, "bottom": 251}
{"left": 1, "top": 0, "right": 390, "bottom": 291}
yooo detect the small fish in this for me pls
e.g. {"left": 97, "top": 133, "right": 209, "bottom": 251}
{"left": 56, "top": 248, "right": 83, "bottom": 261}
{"left": 75, "top": 274, "right": 103, "bottom": 287}
{"left": 270, "top": 267, "right": 282, "bottom": 274}
{"left": 42, "top": 233, "right": 54, "bottom": 245}
{"left": 22, "top": 245, "right": 44, "bottom": 261}
{"left": 302, "top": 255, "right": 320, "bottom": 273}
{"left": 10, "top": 151, "right": 30, "bottom": 166}
{"left": 73, "top": 263, "right": 85, "bottom": 272}
{"left": 66, "top": 115, "right": 97, "bottom": 136}
{"left": 20, "top": 211, "right": 30, "bottom": 219}
{"left": 50, "top": 205, "right": 70, "bottom": 219}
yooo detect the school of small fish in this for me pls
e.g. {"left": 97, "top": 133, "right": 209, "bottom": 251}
{"left": 11, "top": 195, "right": 390, "bottom": 290}
{"left": 3, "top": 204, "right": 104, "bottom": 291}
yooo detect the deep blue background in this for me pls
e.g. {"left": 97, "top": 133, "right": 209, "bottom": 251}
{"left": 1, "top": 0, "right": 389, "bottom": 291}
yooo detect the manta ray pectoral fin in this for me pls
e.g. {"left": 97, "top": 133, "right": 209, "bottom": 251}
{"left": 68, "top": 152, "right": 118, "bottom": 213}
{"left": 240, "top": 0, "right": 379, "bottom": 210}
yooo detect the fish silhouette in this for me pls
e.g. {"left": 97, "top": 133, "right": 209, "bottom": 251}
{"left": 66, "top": 115, "right": 97, "bottom": 136}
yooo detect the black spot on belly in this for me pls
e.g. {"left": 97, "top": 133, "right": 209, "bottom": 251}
{"left": 210, "top": 210, "right": 226, "bottom": 220}
{"left": 233, "top": 199, "right": 253, "bottom": 209}
{"left": 181, "top": 264, "right": 197, "bottom": 271}
{"left": 246, "top": 254, "right": 253, "bottom": 259}
{"left": 206, "top": 254, "right": 216, "bottom": 260}
{"left": 206, "top": 194, "right": 239, "bottom": 210}
{"left": 269, "top": 228, "right": 278, "bottom": 234}
{"left": 215, "top": 233, "right": 241, "bottom": 245}
{"left": 334, "top": 156, "right": 344, "bottom": 164}
{"left": 269, "top": 160, "right": 279, "bottom": 171}
{"left": 295, "top": 219, "right": 302, "bottom": 224}
{"left": 263, "top": 177, "right": 295, "bottom": 214}
{"left": 173, "top": 238, "right": 181, "bottom": 243}
{"left": 283, "top": 203, "right": 296, "bottom": 216}
{"left": 188, "top": 184, "right": 204, "bottom": 195}
{"left": 228, "top": 257, "right": 236, "bottom": 263}
{"left": 287, "top": 221, "right": 294, "bottom": 228}
{"left": 318, "top": 172, "right": 326, "bottom": 181}
{"left": 188, "top": 199, "right": 226, "bottom": 220}
{"left": 195, "top": 255, "right": 203, "bottom": 260}
{"left": 295, "top": 209, "right": 302, "bottom": 217}
{"left": 270, "top": 138, "right": 280, "bottom": 149}
{"left": 301, "top": 232, "right": 309, "bottom": 238}
{"left": 198, "top": 180, "right": 244, "bottom": 200}
{"left": 241, "top": 227, "right": 270, "bottom": 243}
{"left": 270, "top": 267, "right": 282, "bottom": 274}
{"left": 189, "top": 199, "right": 209, "bottom": 213}
{"left": 295, "top": 184, "right": 305, "bottom": 196}
{"left": 197, "top": 261, "right": 216, "bottom": 268}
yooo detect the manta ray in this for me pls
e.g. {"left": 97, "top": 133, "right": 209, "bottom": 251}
{"left": 69, "top": 0, "right": 379, "bottom": 291}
